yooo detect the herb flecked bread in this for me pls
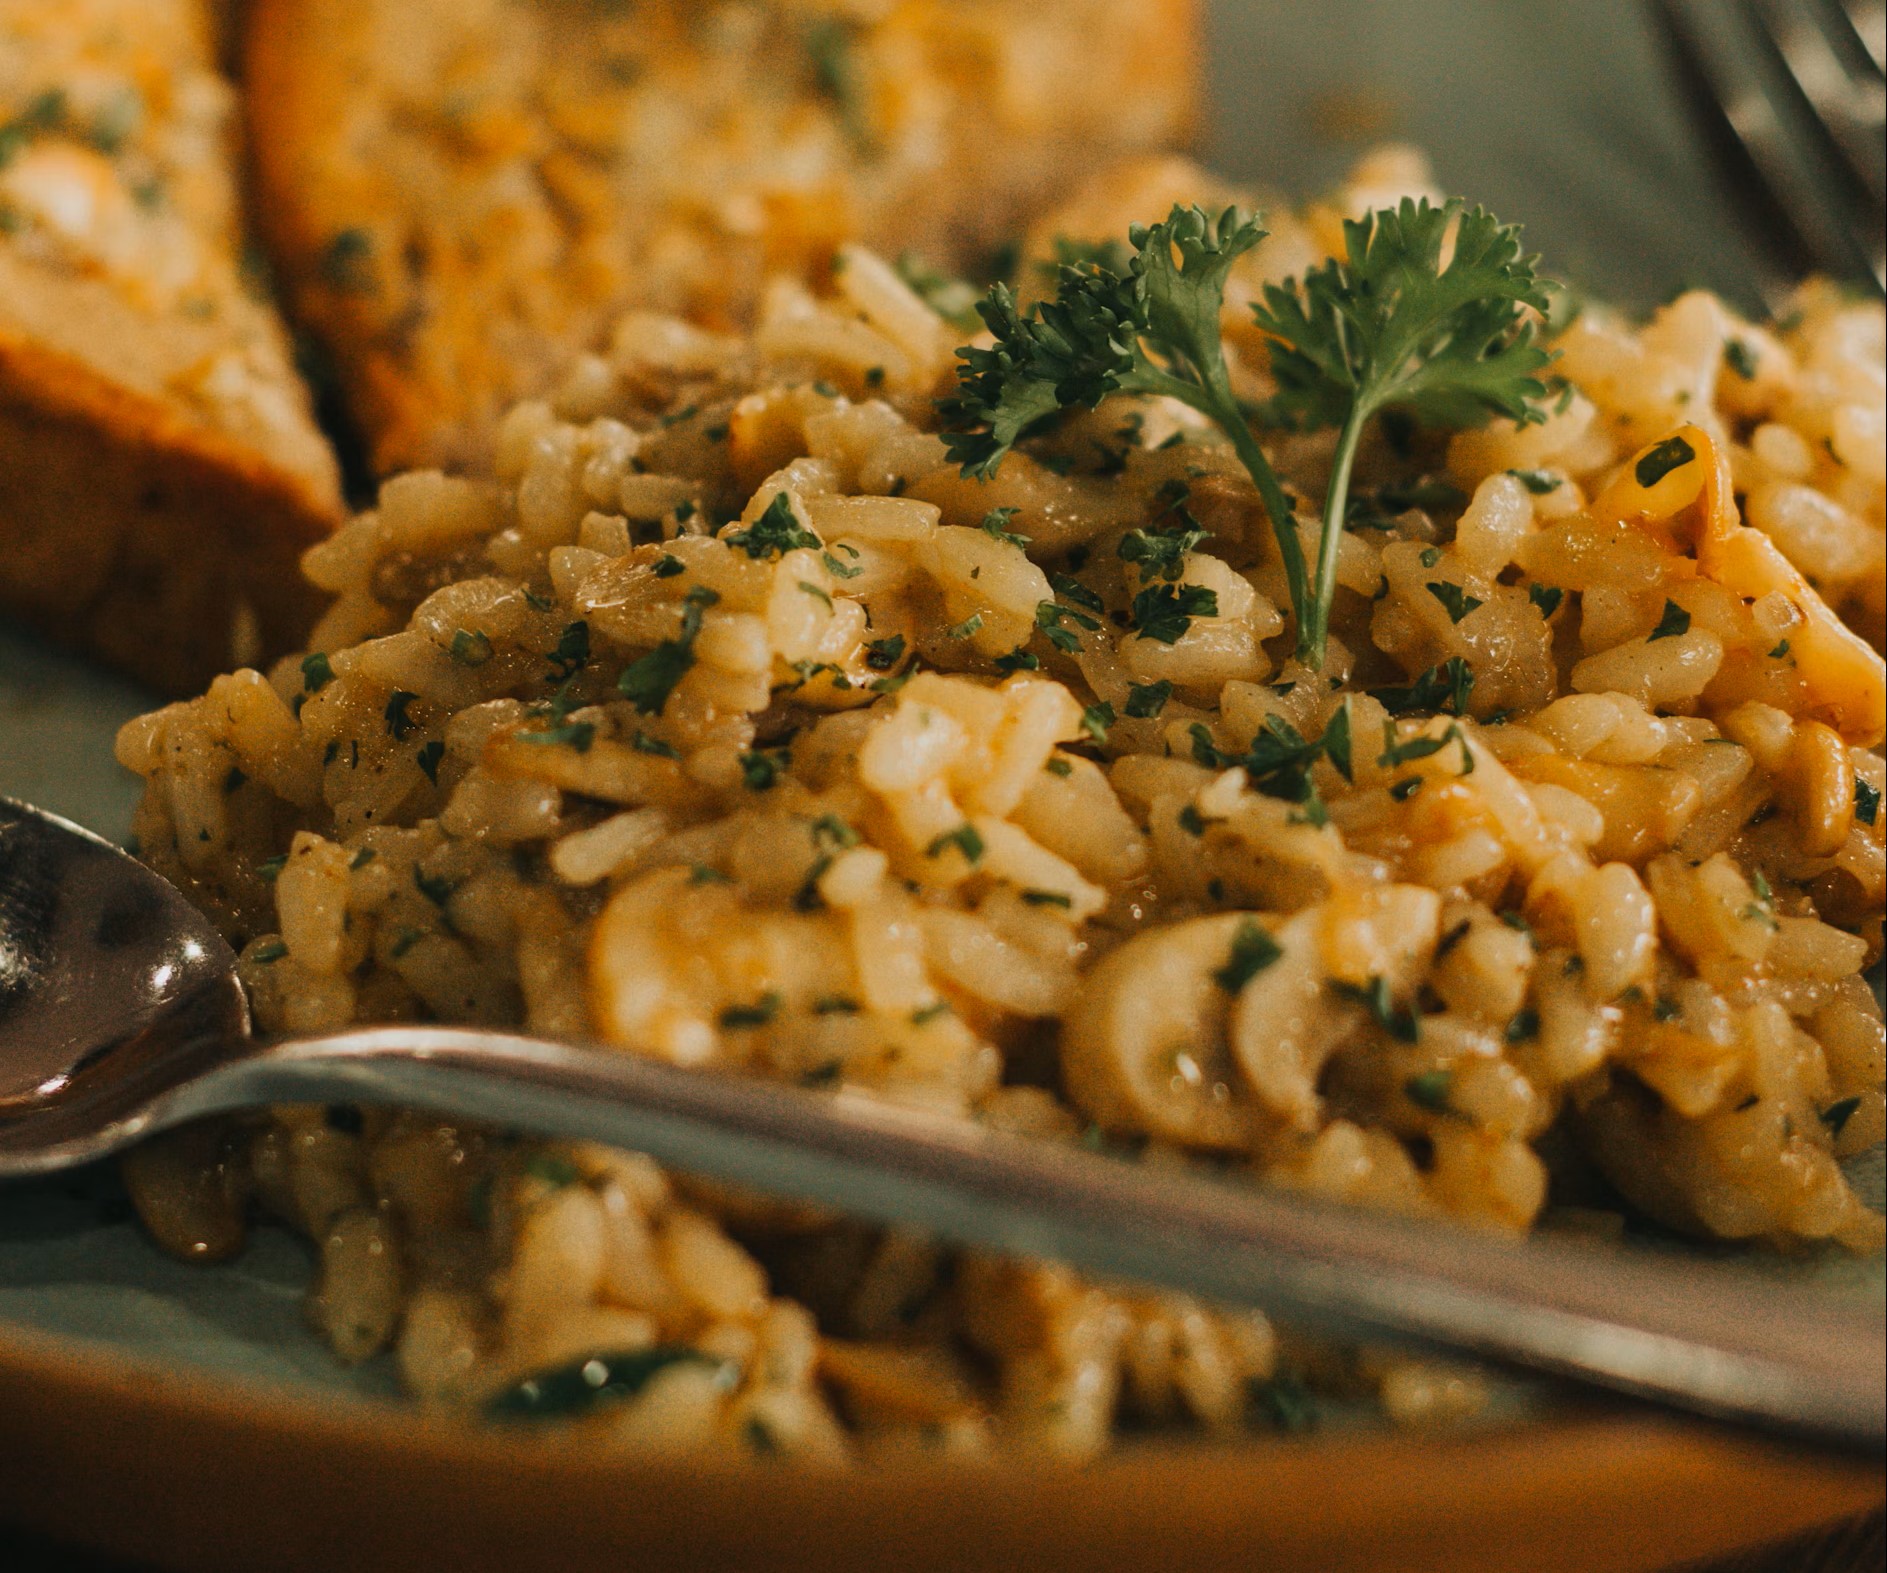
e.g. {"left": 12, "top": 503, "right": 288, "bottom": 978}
{"left": 243, "top": 0, "right": 1201, "bottom": 477}
{"left": 0, "top": 0, "right": 343, "bottom": 693}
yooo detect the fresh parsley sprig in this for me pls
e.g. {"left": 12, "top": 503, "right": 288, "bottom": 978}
{"left": 941, "top": 198, "right": 1554, "bottom": 671}
{"left": 938, "top": 205, "right": 1310, "bottom": 641}
{"left": 1252, "top": 199, "right": 1553, "bottom": 663}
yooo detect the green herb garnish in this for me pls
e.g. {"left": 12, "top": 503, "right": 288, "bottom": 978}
{"left": 1404, "top": 1069, "right": 1453, "bottom": 1111}
{"left": 1130, "top": 581, "right": 1218, "bottom": 644}
{"left": 1372, "top": 657, "right": 1473, "bottom": 717}
{"left": 486, "top": 1347, "right": 729, "bottom": 1422}
{"left": 1635, "top": 435, "right": 1696, "bottom": 488}
{"left": 1124, "top": 680, "right": 1174, "bottom": 719}
{"left": 1426, "top": 581, "right": 1483, "bottom": 624}
{"left": 720, "top": 992, "right": 783, "bottom": 1029}
{"left": 927, "top": 824, "right": 985, "bottom": 866}
{"left": 1648, "top": 600, "right": 1691, "bottom": 641}
{"left": 617, "top": 585, "right": 719, "bottom": 713}
{"left": 384, "top": 690, "right": 420, "bottom": 739}
{"left": 1214, "top": 918, "right": 1283, "bottom": 991}
{"left": 1333, "top": 974, "right": 1421, "bottom": 1043}
{"left": 725, "top": 492, "right": 820, "bottom": 559}
{"left": 450, "top": 629, "right": 494, "bottom": 666}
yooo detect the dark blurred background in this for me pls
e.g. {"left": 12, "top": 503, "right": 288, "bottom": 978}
{"left": 1207, "top": 0, "right": 1774, "bottom": 312}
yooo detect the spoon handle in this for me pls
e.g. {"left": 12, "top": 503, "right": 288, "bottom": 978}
{"left": 160, "top": 1024, "right": 1885, "bottom": 1447}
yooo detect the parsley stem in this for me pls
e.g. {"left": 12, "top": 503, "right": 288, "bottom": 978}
{"left": 1127, "top": 369, "right": 1311, "bottom": 662}
{"left": 1304, "top": 399, "right": 1371, "bottom": 669}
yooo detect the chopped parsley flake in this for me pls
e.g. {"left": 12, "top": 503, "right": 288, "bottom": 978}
{"left": 617, "top": 585, "right": 719, "bottom": 714}
{"left": 822, "top": 550, "right": 864, "bottom": 580}
{"left": 1821, "top": 1096, "right": 1860, "bottom": 1137}
{"left": 1723, "top": 339, "right": 1759, "bottom": 380}
{"left": 518, "top": 721, "right": 596, "bottom": 753}
{"left": 1648, "top": 600, "right": 1691, "bottom": 641}
{"left": 1214, "top": 919, "right": 1282, "bottom": 991}
{"left": 927, "top": 824, "right": 985, "bottom": 866}
{"left": 1372, "top": 657, "right": 1473, "bottom": 717}
{"left": 1404, "top": 1069, "right": 1452, "bottom": 1111}
{"left": 417, "top": 740, "right": 446, "bottom": 781}
{"left": 979, "top": 507, "right": 1032, "bottom": 549}
{"left": 720, "top": 992, "right": 783, "bottom": 1029}
{"left": 548, "top": 621, "right": 590, "bottom": 679}
{"left": 943, "top": 612, "right": 984, "bottom": 640}
{"left": 384, "top": 690, "right": 420, "bottom": 739}
{"left": 1855, "top": 778, "right": 1881, "bottom": 826}
{"left": 1081, "top": 702, "right": 1116, "bottom": 744}
{"left": 1508, "top": 468, "right": 1562, "bottom": 494}
{"left": 1124, "top": 680, "right": 1174, "bottom": 719}
{"left": 301, "top": 651, "right": 336, "bottom": 692}
{"left": 724, "top": 492, "right": 820, "bottom": 559}
{"left": 1425, "top": 581, "right": 1483, "bottom": 624}
{"left": 1635, "top": 435, "right": 1696, "bottom": 488}
{"left": 1130, "top": 581, "right": 1217, "bottom": 644}
{"left": 1333, "top": 974, "right": 1420, "bottom": 1043}
{"left": 864, "top": 634, "right": 906, "bottom": 672}
{"left": 450, "top": 629, "right": 494, "bottom": 666}
{"left": 739, "top": 749, "right": 789, "bottom": 791}
{"left": 319, "top": 227, "right": 375, "bottom": 293}
{"left": 1528, "top": 584, "right": 1564, "bottom": 619}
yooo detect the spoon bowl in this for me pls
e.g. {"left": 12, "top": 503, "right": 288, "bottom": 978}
{"left": 0, "top": 795, "right": 1881, "bottom": 1447}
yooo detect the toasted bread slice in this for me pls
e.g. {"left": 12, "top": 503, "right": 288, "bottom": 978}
{"left": 245, "top": 0, "right": 1200, "bottom": 476}
{"left": 0, "top": 0, "right": 342, "bottom": 692}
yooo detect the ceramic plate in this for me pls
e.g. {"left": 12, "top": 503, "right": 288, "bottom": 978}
{"left": 0, "top": 3, "right": 1880, "bottom": 1568}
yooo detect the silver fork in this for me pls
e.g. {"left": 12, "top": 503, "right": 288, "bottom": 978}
{"left": 1654, "top": 0, "right": 1886, "bottom": 296}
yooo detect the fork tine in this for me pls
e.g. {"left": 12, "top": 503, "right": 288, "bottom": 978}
{"left": 1652, "top": 0, "right": 1827, "bottom": 284}
{"left": 1834, "top": 0, "right": 1886, "bottom": 76}
{"left": 1748, "top": 0, "right": 1887, "bottom": 211}
{"left": 1655, "top": 0, "right": 1885, "bottom": 294}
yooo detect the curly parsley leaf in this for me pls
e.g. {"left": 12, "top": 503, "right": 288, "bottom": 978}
{"left": 1251, "top": 198, "right": 1552, "bottom": 663}
{"left": 939, "top": 206, "right": 1309, "bottom": 643}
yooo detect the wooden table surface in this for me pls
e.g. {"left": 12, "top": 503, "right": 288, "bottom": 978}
{"left": 5, "top": 1508, "right": 1880, "bottom": 1571}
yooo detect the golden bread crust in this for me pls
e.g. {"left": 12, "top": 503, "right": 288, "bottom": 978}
{"left": 0, "top": 0, "right": 342, "bottom": 689}
{"left": 245, "top": 0, "right": 1201, "bottom": 475}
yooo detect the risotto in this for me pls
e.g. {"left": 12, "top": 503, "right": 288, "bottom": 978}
{"left": 115, "top": 152, "right": 1886, "bottom": 1460}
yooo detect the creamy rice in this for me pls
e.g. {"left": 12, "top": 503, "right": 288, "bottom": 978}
{"left": 116, "top": 152, "right": 1886, "bottom": 1459}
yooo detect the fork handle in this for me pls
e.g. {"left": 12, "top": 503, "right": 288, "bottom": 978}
{"left": 161, "top": 1025, "right": 1887, "bottom": 1447}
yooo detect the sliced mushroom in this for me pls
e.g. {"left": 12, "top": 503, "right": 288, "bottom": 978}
{"left": 1060, "top": 913, "right": 1257, "bottom": 1148}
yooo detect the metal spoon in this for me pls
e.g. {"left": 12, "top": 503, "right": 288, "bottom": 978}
{"left": 1, "top": 796, "right": 1881, "bottom": 1446}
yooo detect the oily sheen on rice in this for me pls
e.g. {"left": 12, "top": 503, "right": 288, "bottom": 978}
{"left": 114, "top": 152, "right": 1886, "bottom": 1459}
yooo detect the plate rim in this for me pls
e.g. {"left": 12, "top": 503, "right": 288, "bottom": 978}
{"left": 0, "top": 1319, "right": 1879, "bottom": 1573}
